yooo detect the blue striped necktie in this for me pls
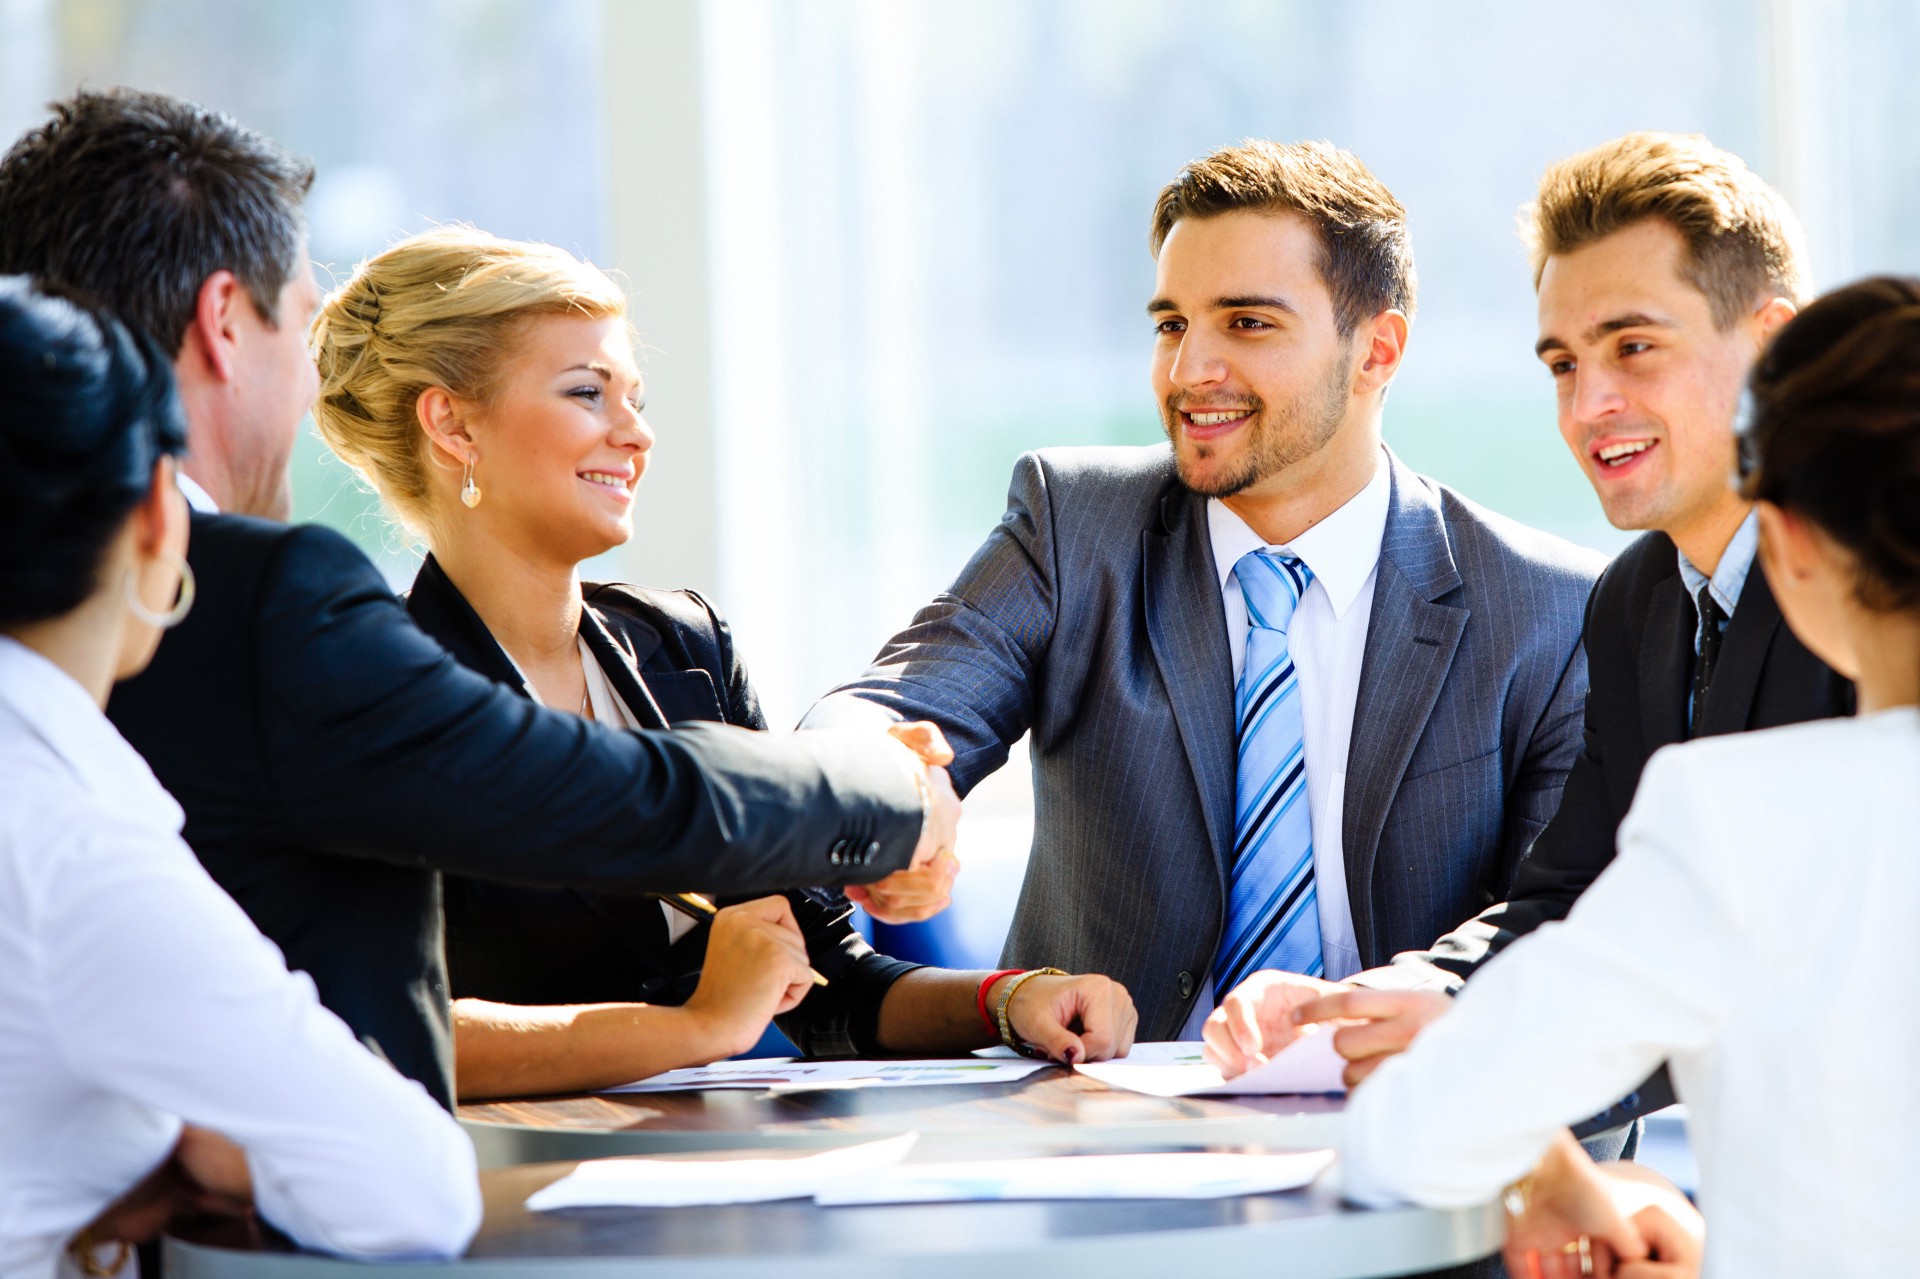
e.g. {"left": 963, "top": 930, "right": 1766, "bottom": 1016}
{"left": 1215, "top": 548, "right": 1324, "bottom": 997}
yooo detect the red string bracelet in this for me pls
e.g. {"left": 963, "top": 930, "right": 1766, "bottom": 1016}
{"left": 975, "top": 969, "right": 1024, "bottom": 1038}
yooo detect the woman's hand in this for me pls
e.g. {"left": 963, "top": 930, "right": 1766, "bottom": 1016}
{"left": 1503, "top": 1131, "right": 1702, "bottom": 1279}
{"left": 1002, "top": 972, "right": 1138, "bottom": 1065}
{"left": 681, "top": 896, "right": 815, "bottom": 1058}
{"left": 68, "top": 1125, "right": 254, "bottom": 1263}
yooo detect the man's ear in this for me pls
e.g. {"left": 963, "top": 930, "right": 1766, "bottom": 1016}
{"left": 1753, "top": 296, "right": 1798, "bottom": 346}
{"left": 184, "top": 271, "right": 249, "bottom": 384}
{"left": 415, "top": 386, "right": 474, "bottom": 466}
{"left": 1356, "top": 308, "right": 1410, "bottom": 393}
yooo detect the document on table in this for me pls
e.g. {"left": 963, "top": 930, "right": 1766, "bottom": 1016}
{"left": 1073, "top": 1033, "right": 1348, "bottom": 1097}
{"left": 603, "top": 1056, "right": 1050, "bottom": 1094}
{"left": 526, "top": 1136, "right": 1333, "bottom": 1210}
{"left": 817, "top": 1149, "right": 1335, "bottom": 1204}
{"left": 526, "top": 1134, "right": 919, "bottom": 1210}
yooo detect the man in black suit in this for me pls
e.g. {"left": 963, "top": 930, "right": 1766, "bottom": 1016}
{"left": 0, "top": 89, "right": 960, "bottom": 1110}
{"left": 1207, "top": 133, "right": 1853, "bottom": 1117}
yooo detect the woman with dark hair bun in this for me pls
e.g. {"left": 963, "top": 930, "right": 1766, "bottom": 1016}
{"left": 0, "top": 277, "right": 477, "bottom": 1279}
{"left": 1334, "top": 275, "right": 1920, "bottom": 1278}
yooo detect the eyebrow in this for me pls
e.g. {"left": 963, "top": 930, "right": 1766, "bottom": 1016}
{"left": 562, "top": 361, "right": 642, "bottom": 384}
{"left": 1534, "top": 311, "right": 1676, "bottom": 357}
{"left": 1147, "top": 294, "right": 1300, "bottom": 317}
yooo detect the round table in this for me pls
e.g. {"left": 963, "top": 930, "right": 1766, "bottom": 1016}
{"left": 165, "top": 1154, "right": 1503, "bottom": 1278}
{"left": 457, "top": 1063, "right": 1350, "bottom": 1166}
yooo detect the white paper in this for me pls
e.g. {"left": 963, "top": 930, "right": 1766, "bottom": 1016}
{"left": 1073, "top": 1033, "right": 1348, "bottom": 1097}
{"left": 525, "top": 1134, "right": 919, "bottom": 1210}
{"left": 817, "top": 1149, "right": 1336, "bottom": 1205}
{"left": 603, "top": 1056, "right": 1049, "bottom": 1094}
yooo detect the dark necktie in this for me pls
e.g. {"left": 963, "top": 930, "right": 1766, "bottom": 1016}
{"left": 1690, "top": 584, "right": 1729, "bottom": 737}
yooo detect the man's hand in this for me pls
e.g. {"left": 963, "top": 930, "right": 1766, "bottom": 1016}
{"left": 682, "top": 896, "right": 816, "bottom": 1057}
{"left": 847, "top": 721, "right": 962, "bottom": 923}
{"left": 1287, "top": 986, "right": 1453, "bottom": 1087}
{"left": 1002, "top": 973, "right": 1138, "bottom": 1065}
{"left": 1200, "top": 970, "right": 1346, "bottom": 1078}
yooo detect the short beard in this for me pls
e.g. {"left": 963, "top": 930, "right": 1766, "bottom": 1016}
{"left": 1162, "top": 352, "right": 1352, "bottom": 499}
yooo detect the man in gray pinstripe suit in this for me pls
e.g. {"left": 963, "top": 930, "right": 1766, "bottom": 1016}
{"left": 806, "top": 140, "right": 1606, "bottom": 1048}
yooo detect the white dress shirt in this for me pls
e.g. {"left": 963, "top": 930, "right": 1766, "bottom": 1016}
{"left": 1341, "top": 709, "right": 1920, "bottom": 1276}
{"left": 0, "top": 639, "right": 479, "bottom": 1279}
{"left": 1178, "top": 453, "right": 1391, "bottom": 1035}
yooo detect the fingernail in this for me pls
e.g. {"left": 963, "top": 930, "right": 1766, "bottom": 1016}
{"left": 1061, "top": 1046, "right": 1079, "bottom": 1065}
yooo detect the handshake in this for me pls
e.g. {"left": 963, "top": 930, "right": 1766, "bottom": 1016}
{"left": 841, "top": 720, "right": 965, "bottom": 925}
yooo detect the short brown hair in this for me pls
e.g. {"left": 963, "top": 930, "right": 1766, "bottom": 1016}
{"left": 1523, "top": 132, "right": 1810, "bottom": 329}
{"left": 0, "top": 88, "right": 314, "bottom": 353}
{"left": 1150, "top": 139, "right": 1416, "bottom": 337}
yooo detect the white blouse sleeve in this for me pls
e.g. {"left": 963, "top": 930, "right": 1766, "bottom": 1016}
{"left": 1340, "top": 745, "right": 1744, "bottom": 1207}
{"left": 35, "top": 818, "right": 480, "bottom": 1257}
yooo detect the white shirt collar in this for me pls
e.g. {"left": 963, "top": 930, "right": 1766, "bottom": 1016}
{"left": 176, "top": 472, "right": 219, "bottom": 514}
{"left": 1206, "top": 448, "right": 1392, "bottom": 619}
{"left": 0, "top": 637, "right": 183, "bottom": 831}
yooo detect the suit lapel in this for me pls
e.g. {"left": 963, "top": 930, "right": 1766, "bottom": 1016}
{"left": 1342, "top": 457, "right": 1467, "bottom": 962}
{"left": 1696, "top": 565, "right": 1783, "bottom": 737}
{"left": 1141, "top": 484, "right": 1239, "bottom": 898}
{"left": 1640, "top": 571, "right": 1692, "bottom": 749}
{"left": 579, "top": 604, "right": 672, "bottom": 730}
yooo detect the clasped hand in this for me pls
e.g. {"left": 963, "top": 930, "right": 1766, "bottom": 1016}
{"left": 844, "top": 721, "right": 963, "bottom": 924}
{"left": 1200, "top": 969, "right": 1452, "bottom": 1087}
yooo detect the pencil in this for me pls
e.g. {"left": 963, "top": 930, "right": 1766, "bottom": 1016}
{"left": 651, "top": 891, "right": 830, "bottom": 987}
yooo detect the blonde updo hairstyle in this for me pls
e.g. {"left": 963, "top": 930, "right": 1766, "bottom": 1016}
{"left": 310, "top": 226, "right": 627, "bottom": 537}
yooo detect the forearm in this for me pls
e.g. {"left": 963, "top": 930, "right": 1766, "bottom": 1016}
{"left": 452, "top": 998, "right": 731, "bottom": 1101}
{"left": 872, "top": 969, "right": 1009, "bottom": 1054}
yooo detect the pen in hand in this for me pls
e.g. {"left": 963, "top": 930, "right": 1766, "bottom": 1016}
{"left": 651, "top": 892, "right": 830, "bottom": 988}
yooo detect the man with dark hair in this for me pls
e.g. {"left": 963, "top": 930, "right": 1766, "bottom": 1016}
{"left": 805, "top": 140, "right": 1603, "bottom": 1054}
{"left": 0, "top": 87, "right": 961, "bottom": 1111}
{"left": 0, "top": 90, "right": 317, "bottom": 521}
{"left": 1212, "top": 132, "right": 1852, "bottom": 1137}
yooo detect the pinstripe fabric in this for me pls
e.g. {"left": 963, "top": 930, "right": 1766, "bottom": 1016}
{"left": 804, "top": 444, "right": 1607, "bottom": 1038}
{"left": 1215, "top": 551, "right": 1323, "bottom": 992}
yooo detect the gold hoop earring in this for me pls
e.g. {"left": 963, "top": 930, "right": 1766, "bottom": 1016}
{"left": 460, "top": 454, "right": 482, "bottom": 509}
{"left": 124, "top": 554, "right": 196, "bottom": 629}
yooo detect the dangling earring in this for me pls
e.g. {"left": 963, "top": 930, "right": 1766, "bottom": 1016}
{"left": 124, "top": 554, "right": 197, "bottom": 629}
{"left": 460, "top": 453, "right": 482, "bottom": 509}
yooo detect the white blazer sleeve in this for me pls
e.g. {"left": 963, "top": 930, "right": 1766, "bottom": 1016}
{"left": 1340, "top": 745, "right": 1742, "bottom": 1207}
{"left": 37, "top": 819, "right": 480, "bottom": 1257}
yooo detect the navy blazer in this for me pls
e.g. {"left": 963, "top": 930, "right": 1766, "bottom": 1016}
{"left": 106, "top": 513, "right": 925, "bottom": 1107}
{"left": 807, "top": 446, "right": 1606, "bottom": 1039}
{"left": 406, "top": 555, "right": 920, "bottom": 1057}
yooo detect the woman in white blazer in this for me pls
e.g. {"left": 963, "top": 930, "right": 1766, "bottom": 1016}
{"left": 1339, "top": 276, "right": 1920, "bottom": 1278}
{"left": 0, "top": 278, "right": 479, "bottom": 1279}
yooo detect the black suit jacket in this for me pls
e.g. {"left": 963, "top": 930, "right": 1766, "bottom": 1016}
{"left": 406, "top": 555, "right": 919, "bottom": 1056}
{"left": 106, "top": 513, "right": 924, "bottom": 1107}
{"left": 1376, "top": 529, "right": 1854, "bottom": 1127}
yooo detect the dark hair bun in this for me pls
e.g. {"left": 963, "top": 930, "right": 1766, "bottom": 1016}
{"left": 1744, "top": 275, "right": 1920, "bottom": 613}
{"left": 0, "top": 275, "right": 187, "bottom": 628}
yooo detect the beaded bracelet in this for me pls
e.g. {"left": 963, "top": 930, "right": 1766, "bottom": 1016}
{"left": 975, "top": 969, "right": 1024, "bottom": 1038}
{"left": 995, "top": 966, "right": 1067, "bottom": 1058}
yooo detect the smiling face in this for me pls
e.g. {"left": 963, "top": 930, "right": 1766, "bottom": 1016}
{"left": 459, "top": 312, "right": 653, "bottom": 569}
{"left": 1149, "top": 210, "right": 1364, "bottom": 501}
{"left": 1535, "top": 218, "right": 1769, "bottom": 540}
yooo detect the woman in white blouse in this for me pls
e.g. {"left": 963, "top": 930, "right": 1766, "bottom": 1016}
{"left": 1340, "top": 276, "right": 1920, "bottom": 1276}
{"left": 0, "top": 277, "right": 479, "bottom": 1279}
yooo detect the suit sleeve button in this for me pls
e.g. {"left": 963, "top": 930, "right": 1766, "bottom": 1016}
{"left": 863, "top": 840, "right": 881, "bottom": 865}
{"left": 1177, "top": 971, "right": 1195, "bottom": 999}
